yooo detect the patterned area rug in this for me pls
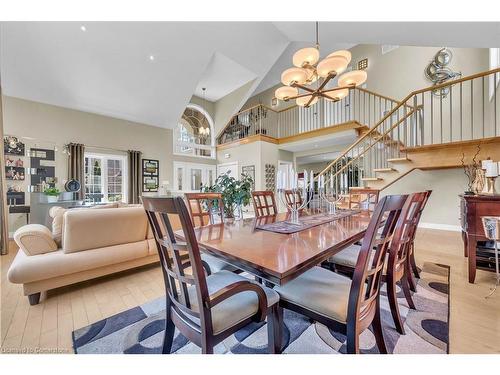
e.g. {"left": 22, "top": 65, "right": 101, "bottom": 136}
{"left": 73, "top": 262, "right": 450, "bottom": 354}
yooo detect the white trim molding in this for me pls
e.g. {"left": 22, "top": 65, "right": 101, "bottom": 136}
{"left": 418, "top": 222, "right": 461, "bottom": 232}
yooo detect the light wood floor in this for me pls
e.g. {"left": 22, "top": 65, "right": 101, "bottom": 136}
{"left": 1, "top": 228, "right": 499, "bottom": 354}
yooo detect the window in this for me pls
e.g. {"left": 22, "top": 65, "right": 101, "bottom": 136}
{"left": 174, "top": 104, "right": 215, "bottom": 159}
{"left": 84, "top": 153, "right": 127, "bottom": 203}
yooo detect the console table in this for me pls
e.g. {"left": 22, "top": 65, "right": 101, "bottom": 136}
{"left": 460, "top": 194, "right": 500, "bottom": 283}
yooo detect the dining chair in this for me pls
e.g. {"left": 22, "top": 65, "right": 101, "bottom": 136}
{"left": 284, "top": 189, "right": 303, "bottom": 210}
{"left": 184, "top": 192, "right": 239, "bottom": 275}
{"left": 348, "top": 188, "right": 380, "bottom": 212}
{"left": 252, "top": 191, "right": 278, "bottom": 217}
{"left": 329, "top": 192, "right": 428, "bottom": 334}
{"left": 142, "top": 196, "right": 282, "bottom": 354}
{"left": 274, "top": 194, "right": 407, "bottom": 353}
{"left": 407, "top": 190, "right": 432, "bottom": 291}
{"left": 185, "top": 192, "right": 224, "bottom": 227}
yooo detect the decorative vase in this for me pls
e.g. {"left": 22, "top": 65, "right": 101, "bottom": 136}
{"left": 233, "top": 204, "right": 243, "bottom": 221}
{"left": 46, "top": 195, "right": 59, "bottom": 203}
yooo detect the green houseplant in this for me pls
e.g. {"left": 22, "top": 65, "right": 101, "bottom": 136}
{"left": 43, "top": 187, "right": 60, "bottom": 203}
{"left": 201, "top": 172, "right": 253, "bottom": 218}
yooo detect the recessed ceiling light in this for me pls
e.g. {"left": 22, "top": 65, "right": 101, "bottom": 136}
{"left": 80, "top": 25, "right": 86, "bottom": 32}
{"left": 149, "top": 55, "right": 155, "bottom": 61}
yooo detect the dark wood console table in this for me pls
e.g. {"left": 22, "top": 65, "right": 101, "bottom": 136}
{"left": 460, "top": 194, "right": 500, "bottom": 283}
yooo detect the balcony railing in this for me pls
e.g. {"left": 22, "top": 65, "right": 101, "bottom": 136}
{"left": 216, "top": 87, "right": 403, "bottom": 145}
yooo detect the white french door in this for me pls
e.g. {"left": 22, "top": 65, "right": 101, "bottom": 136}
{"left": 173, "top": 161, "right": 216, "bottom": 193}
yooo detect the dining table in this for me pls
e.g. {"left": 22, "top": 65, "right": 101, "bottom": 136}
{"left": 175, "top": 209, "right": 372, "bottom": 286}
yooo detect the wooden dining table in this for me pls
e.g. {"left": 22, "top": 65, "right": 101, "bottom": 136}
{"left": 175, "top": 209, "right": 372, "bottom": 286}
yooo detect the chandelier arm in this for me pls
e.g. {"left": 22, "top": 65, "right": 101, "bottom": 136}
{"left": 305, "top": 95, "right": 316, "bottom": 107}
{"left": 321, "top": 84, "right": 356, "bottom": 94}
{"left": 316, "top": 73, "right": 336, "bottom": 92}
{"left": 291, "top": 83, "right": 316, "bottom": 93}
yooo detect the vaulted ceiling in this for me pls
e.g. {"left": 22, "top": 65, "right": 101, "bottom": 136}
{"left": 1, "top": 22, "right": 498, "bottom": 130}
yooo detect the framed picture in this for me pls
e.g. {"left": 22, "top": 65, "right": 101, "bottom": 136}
{"left": 5, "top": 166, "right": 25, "bottom": 180}
{"left": 143, "top": 176, "right": 159, "bottom": 192}
{"left": 4, "top": 136, "right": 25, "bottom": 156}
{"left": 142, "top": 159, "right": 159, "bottom": 176}
{"left": 242, "top": 165, "right": 256, "bottom": 190}
{"left": 142, "top": 158, "right": 159, "bottom": 192}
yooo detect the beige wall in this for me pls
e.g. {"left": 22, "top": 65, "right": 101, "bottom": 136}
{"left": 3, "top": 95, "right": 216, "bottom": 232}
{"left": 296, "top": 161, "right": 330, "bottom": 174}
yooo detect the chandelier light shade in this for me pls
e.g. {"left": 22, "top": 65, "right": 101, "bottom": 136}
{"left": 275, "top": 86, "right": 299, "bottom": 100}
{"left": 296, "top": 95, "right": 318, "bottom": 107}
{"left": 338, "top": 70, "right": 368, "bottom": 87}
{"left": 325, "top": 88, "right": 349, "bottom": 101}
{"left": 272, "top": 22, "right": 368, "bottom": 108}
{"left": 292, "top": 47, "right": 320, "bottom": 68}
{"left": 281, "top": 67, "right": 308, "bottom": 86}
{"left": 327, "top": 50, "right": 352, "bottom": 64}
{"left": 316, "top": 55, "right": 349, "bottom": 78}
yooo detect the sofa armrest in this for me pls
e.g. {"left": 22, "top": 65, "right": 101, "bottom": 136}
{"left": 14, "top": 224, "right": 58, "bottom": 256}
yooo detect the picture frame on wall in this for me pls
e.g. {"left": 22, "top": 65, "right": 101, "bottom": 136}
{"left": 142, "top": 159, "right": 159, "bottom": 192}
{"left": 142, "top": 159, "right": 159, "bottom": 176}
{"left": 4, "top": 136, "right": 25, "bottom": 156}
{"left": 143, "top": 176, "right": 159, "bottom": 192}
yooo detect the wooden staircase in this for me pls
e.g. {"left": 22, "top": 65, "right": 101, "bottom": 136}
{"left": 317, "top": 68, "right": 500, "bottom": 194}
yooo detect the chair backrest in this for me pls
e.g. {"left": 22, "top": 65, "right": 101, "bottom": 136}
{"left": 185, "top": 192, "right": 224, "bottom": 227}
{"left": 284, "top": 189, "right": 303, "bottom": 210}
{"left": 349, "top": 188, "right": 380, "bottom": 212}
{"left": 252, "top": 191, "right": 278, "bottom": 217}
{"left": 387, "top": 192, "right": 428, "bottom": 274}
{"left": 142, "top": 196, "right": 211, "bottom": 333}
{"left": 348, "top": 194, "right": 408, "bottom": 329}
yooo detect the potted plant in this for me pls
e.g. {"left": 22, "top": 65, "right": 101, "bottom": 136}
{"left": 202, "top": 172, "right": 253, "bottom": 219}
{"left": 43, "top": 187, "right": 60, "bottom": 203}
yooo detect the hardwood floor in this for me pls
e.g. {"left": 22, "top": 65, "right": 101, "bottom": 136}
{"left": 1, "top": 228, "right": 499, "bottom": 354}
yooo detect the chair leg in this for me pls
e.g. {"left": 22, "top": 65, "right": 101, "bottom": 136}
{"left": 372, "top": 296, "right": 388, "bottom": 354}
{"left": 162, "top": 302, "right": 175, "bottom": 354}
{"left": 407, "top": 257, "right": 418, "bottom": 292}
{"left": 387, "top": 276, "right": 405, "bottom": 335}
{"left": 401, "top": 274, "right": 416, "bottom": 310}
{"left": 202, "top": 344, "right": 214, "bottom": 354}
{"left": 409, "top": 243, "right": 420, "bottom": 279}
{"left": 267, "top": 304, "right": 283, "bottom": 354}
{"left": 346, "top": 322, "right": 360, "bottom": 354}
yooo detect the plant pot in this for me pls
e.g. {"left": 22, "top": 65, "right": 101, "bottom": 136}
{"left": 46, "top": 195, "right": 59, "bottom": 203}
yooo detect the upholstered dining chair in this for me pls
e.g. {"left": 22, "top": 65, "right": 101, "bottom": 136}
{"left": 348, "top": 188, "right": 380, "bottom": 212}
{"left": 142, "top": 196, "right": 282, "bottom": 354}
{"left": 284, "top": 189, "right": 303, "bottom": 210}
{"left": 274, "top": 194, "right": 407, "bottom": 353}
{"left": 407, "top": 190, "right": 432, "bottom": 291}
{"left": 252, "top": 191, "right": 278, "bottom": 217}
{"left": 184, "top": 192, "right": 239, "bottom": 275}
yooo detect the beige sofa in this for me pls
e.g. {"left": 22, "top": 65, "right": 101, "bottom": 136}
{"left": 8, "top": 206, "right": 160, "bottom": 305}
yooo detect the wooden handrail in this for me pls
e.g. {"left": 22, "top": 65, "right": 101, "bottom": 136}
{"left": 316, "top": 67, "right": 500, "bottom": 179}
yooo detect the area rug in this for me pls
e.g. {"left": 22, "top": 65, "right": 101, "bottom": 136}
{"left": 72, "top": 262, "right": 450, "bottom": 354}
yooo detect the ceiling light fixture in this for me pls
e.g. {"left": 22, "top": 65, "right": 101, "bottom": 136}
{"left": 274, "top": 22, "right": 367, "bottom": 108}
{"left": 80, "top": 25, "right": 86, "bottom": 32}
{"left": 149, "top": 55, "right": 155, "bottom": 61}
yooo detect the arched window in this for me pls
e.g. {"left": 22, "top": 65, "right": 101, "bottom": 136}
{"left": 174, "top": 104, "right": 215, "bottom": 159}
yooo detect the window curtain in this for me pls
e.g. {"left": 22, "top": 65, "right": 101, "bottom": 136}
{"left": 0, "top": 86, "right": 9, "bottom": 255}
{"left": 68, "top": 143, "right": 85, "bottom": 200}
{"left": 128, "top": 150, "right": 142, "bottom": 204}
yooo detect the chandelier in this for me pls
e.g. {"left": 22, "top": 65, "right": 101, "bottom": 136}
{"left": 274, "top": 22, "right": 367, "bottom": 108}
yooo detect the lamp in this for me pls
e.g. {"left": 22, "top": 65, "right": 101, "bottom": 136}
{"left": 484, "top": 161, "right": 499, "bottom": 195}
{"left": 274, "top": 22, "right": 367, "bottom": 108}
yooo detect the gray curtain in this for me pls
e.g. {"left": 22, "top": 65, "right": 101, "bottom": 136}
{"left": 0, "top": 86, "right": 9, "bottom": 255}
{"left": 68, "top": 143, "right": 85, "bottom": 200}
{"left": 128, "top": 150, "right": 142, "bottom": 204}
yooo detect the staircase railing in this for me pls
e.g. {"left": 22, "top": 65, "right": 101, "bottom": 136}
{"left": 317, "top": 68, "right": 500, "bottom": 195}
{"left": 216, "top": 87, "right": 403, "bottom": 145}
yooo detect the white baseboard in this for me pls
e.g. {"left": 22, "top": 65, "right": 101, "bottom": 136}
{"left": 418, "top": 222, "right": 461, "bottom": 232}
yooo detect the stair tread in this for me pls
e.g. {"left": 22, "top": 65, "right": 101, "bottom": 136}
{"left": 373, "top": 168, "right": 396, "bottom": 172}
{"left": 387, "top": 157, "right": 411, "bottom": 162}
{"left": 361, "top": 177, "right": 383, "bottom": 181}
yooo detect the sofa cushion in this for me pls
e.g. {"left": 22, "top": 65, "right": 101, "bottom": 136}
{"left": 7, "top": 240, "right": 149, "bottom": 284}
{"left": 62, "top": 206, "right": 148, "bottom": 253}
{"left": 14, "top": 224, "right": 58, "bottom": 256}
{"left": 49, "top": 206, "right": 67, "bottom": 246}
{"left": 90, "top": 203, "right": 119, "bottom": 209}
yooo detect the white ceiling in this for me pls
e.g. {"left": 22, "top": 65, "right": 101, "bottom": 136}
{"left": 0, "top": 22, "right": 289, "bottom": 129}
{"left": 296, "top": 151, "right": 341, "bottom": 165}
{"left": 194, "top": 52, "right": 257, "bottom": 101}
{"left": 278, "top": 130, "right": 358, "bottom": 153}
{"left": 1, "top": 21, "right": 498, "bottom": 130}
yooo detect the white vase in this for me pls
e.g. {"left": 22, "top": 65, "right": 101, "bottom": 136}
{"left": 46, "top": 195, "right": 59, "bottom": 203}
